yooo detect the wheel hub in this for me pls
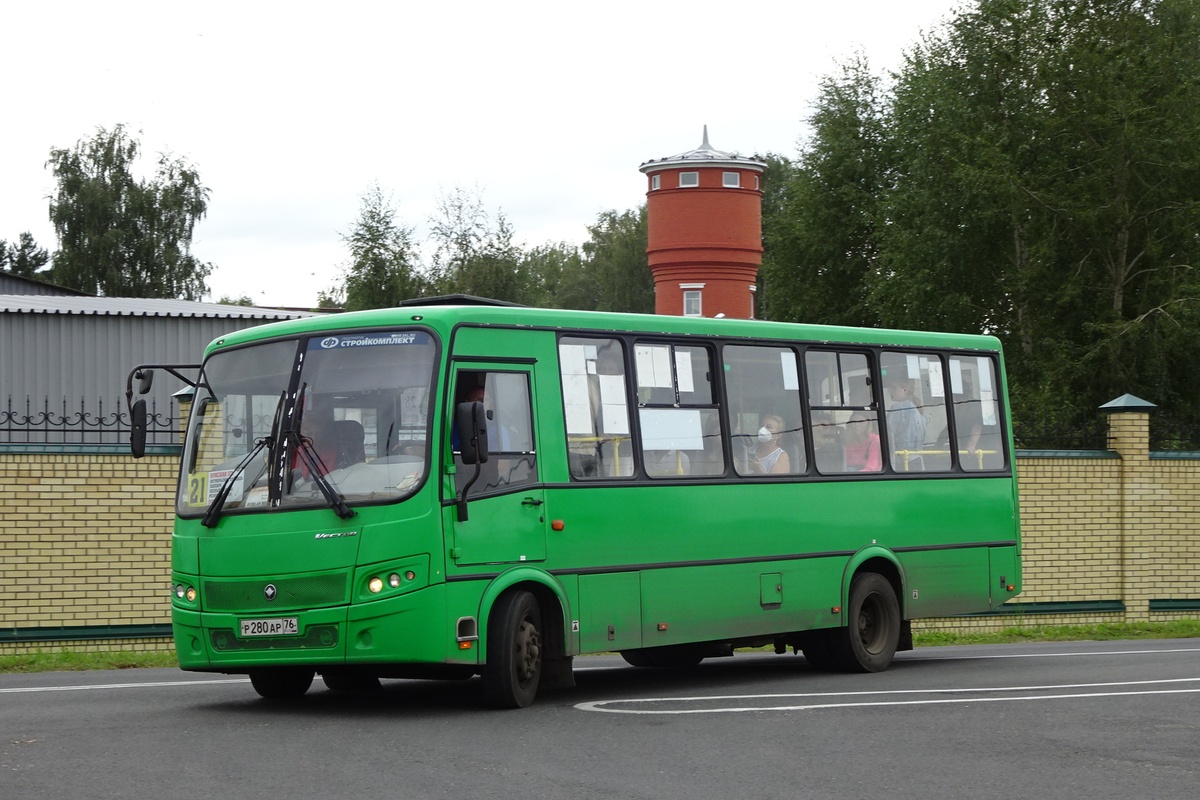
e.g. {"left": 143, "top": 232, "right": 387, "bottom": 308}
{"left": 515, "top": 618, "right": 541, "bottom": 682}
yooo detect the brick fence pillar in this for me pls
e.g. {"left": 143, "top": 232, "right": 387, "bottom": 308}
{"left": 1101, "top": 394, "right": 1157, "bottom": 621}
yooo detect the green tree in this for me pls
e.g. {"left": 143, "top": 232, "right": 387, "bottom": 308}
{"left": 316, "top": 286, "right": 346, "bottom": 309}
{"left": 522, "top": 242, "right": 584, "bottom": 308}
{"left": 217, "top": 294, "right": 254, "bottom": 307}
{"left": 756, "top": 152, "right": 798, "bottom": 321}
{"left": 47, "top": 125, "right": 213, "bottom": 299}
{"left": 0, "top": 232, "right": 52, "bottom": 279}
{"left": 340, "top": 183, "right": 426, "bottom": 311}
{"left": 760, "top": 55, "right": 888, "bottom": 327}
{"left": 427, "top": 187, "right": 529, "bottom": 303}
{"left": 874, "top": 0, "right": 1200, "bottom": 425}
{"left": 575, "top": 207, "right": 652, "bottom": 313}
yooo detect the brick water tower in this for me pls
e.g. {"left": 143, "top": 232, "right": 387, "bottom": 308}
{"left": 639, "top": 127, "right": 766, "bottom": 319}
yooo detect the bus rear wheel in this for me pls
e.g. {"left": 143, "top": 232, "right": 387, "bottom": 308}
{"left": 249, "top": 667, "right": 314, "bottom": 699}
{"left": 483, "top": 590, "right": 543, "bottom": 708}
{"left": 828, "top": 572, "right": 900, "bottom": 672}
{"left": 800, "top": 631, "right": 840, "bottom": 671}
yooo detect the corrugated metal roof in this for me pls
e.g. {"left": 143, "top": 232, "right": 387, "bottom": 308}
{"left": 0, "top": 294, "right": 320, "bottom": 320}
{"left": 0, "top": 273, "right": 89, "bottom": 296}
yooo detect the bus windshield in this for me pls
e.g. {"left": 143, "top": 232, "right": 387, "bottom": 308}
{"left": 178, "top": 330, "right": 437, "bottom": 517}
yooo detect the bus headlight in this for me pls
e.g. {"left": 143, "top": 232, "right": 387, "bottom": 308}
{"left": 368, "top": 576, "right": 384, "bottom": 594}
{"left": 388, "top": 573, "right": 402, "bottom": 588}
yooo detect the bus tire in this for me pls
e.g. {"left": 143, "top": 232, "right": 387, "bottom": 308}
{"left": 828, "top": 572, "right": 900, "bottom": 673}
{"left": 483, "top": 590, "right": 543, "bottom": 708}
{"left": 800, "top": 631, "right": 840, "bottom": 671}
{"left": 249, "top": 667, "right": 314, "bottom": 699}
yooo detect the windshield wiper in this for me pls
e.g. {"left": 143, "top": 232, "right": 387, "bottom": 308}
{"left": 289, "top": 428, "right": 357, "bottom": 520}
{"left": 201, "top": 436, "right": 272, "bottom": 528}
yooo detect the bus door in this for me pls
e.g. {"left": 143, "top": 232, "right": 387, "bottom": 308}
{"left": 448, "top": 366, "right": 546, "bottom": 566}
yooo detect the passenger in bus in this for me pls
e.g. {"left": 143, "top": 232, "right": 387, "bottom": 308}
{"left": 886, "top": 377, "right": 927, "bottom": 470}
{"left": 296, "top": 404, "right": 338, "bottom": 476}
{"left": 747, "top": 414, "right": 791, "bottom": 475}
{"left": 843, "top": 412, "right": 882, "bottom": 472}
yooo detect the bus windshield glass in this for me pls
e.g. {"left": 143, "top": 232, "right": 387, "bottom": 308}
{"left": 178, "top": 329, "right": 437, "bottom": 517}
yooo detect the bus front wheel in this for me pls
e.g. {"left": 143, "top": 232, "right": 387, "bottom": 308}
{"left": 483, "top": 590, "right": 543, "bottom": 708}
{"left": 249, "top": 667, "right": 314, "bottom": 699}
{"left": 829, "top": 572, "right": 900, "bottom": 673}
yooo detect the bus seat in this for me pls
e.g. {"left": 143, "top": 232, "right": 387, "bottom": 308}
{"left": 332, "top": 420, "right": 365, "bottom": 468}
{"left": 814, "top": 429, "right": 845, "bottom": 474}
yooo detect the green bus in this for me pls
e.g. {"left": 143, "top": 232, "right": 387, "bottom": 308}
{"left": 128, "top": 299, "right": 1020, "bottom": 707}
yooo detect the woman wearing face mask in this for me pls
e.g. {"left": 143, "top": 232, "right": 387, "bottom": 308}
{"left": 749, "top": 414, "right": 791, "bottom": 474}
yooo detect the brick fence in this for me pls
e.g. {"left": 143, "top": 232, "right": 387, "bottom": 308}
{"left": 2, "top": 407, "right": 1198, "bottom": 654}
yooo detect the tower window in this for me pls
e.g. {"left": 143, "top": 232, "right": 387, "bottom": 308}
{"left": 679, "top": 172, "right": 699, "bottom": 188}
{"left": 683, "top": 290, "right": 702, "bottom": 317}
{"left": 722, "top": 172, "right": 740, "bottom": 188}
{"left": 651, "top": 175, "right": 661, "bottom": 191}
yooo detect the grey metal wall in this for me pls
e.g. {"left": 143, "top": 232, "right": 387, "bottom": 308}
{"left": 0, "top": 273, "right": 82, "bottom": 297}
{"left": 0, "top": 313, "right": 282, "bottom": 444}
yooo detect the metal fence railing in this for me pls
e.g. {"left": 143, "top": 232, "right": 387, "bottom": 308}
{"left": 1, "top": 396, "right": 182, "bottom": 447}
{"left": 1011, "top": 417, "right": 1109, "bottom": 451}
{"left": 5, "top": 395, "right": 1198, "bottom": 453}
{"left": 1148, "top": 415, "right": 1200, "bottom": 452}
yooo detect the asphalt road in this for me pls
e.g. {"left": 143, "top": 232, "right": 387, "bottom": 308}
{"left": 3, "top": 639, "right": 1198, "bottom": 800}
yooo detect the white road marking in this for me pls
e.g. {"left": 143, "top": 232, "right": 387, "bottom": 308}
{"left": 0, "top": 678, "right": 247, "bottom": 694}
{"left": 576, "top": 678, "right": 1200, "bottom": 714}
{"left": 907, "top": 646, "right": 1200, "bottom": 660}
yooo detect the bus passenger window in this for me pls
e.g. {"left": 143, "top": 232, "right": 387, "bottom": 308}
{"left": 805, "top": 349, "right": 876, "bottom": 476}
{"left": 559, "top": 337, "right": 634, "bottom": 479}
{"left": 948, "top": 356, "right": 1005, "bottom": 471}
{"left": 635, "top": 342, "right": 723, "bottom": 479}
{"left": 723, "top": 345, "right": 805, "bottom": 476}
{"left": 880, "top": 351, "right": 948, "bottom": 472}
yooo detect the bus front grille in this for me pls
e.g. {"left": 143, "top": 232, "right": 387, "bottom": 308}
{"left": 203, "top": 573, "right": 350, "bottom": 612}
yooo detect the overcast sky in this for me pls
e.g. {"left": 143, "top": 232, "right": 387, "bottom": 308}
{"left": 2, "top": 0, "right": 962, "bottom": 307}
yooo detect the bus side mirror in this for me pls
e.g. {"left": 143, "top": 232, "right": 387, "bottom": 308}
{"left": 456, "top": 401, "right": 490, "bottom": 465}
{"left": 130, "top": 399, "right": 147, "bottom": 459}
{"left": 136, "top": 369, "right": 154, "bottom": 395}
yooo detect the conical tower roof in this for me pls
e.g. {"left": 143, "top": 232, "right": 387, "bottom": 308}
{"left": 639, "top": 126, "right": 766, "bottom": 173}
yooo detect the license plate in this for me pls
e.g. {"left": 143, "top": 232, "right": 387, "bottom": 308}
{"left": 240, "top": 617, "right": 299, "bottom": 637}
